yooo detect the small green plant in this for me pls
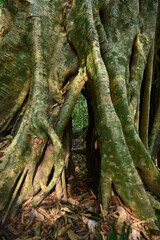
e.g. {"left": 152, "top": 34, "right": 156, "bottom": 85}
{"left": 0, "top": 0, "right": 4, "bottom": 8}
{"left": 0, "top": 0, "right": 5, "bottom": 16}
{"left": 72, "top": 93, "right": 88, "bottom": 133}
{"left": 108, "top": 220, "right": 131, "bottom": 240}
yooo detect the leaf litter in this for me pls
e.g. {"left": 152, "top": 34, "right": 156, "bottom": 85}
{"left": 0, "top": 138, "right": 159, "bottom": 240}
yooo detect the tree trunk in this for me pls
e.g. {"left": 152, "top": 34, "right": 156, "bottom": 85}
{"left": 0, "top": 0, "right": 160, "bottom": 232}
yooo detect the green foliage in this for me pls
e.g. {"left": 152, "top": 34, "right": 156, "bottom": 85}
{"left": 0, "top": 0, "right": 4, "bottom": 8}
{"left": 108, "top": 220, "right": 131, "bottom": 240}
{"left": 0, "top": 0, "right": 4, "bottom": 16}
{"left": 108, "top": 220, "right": 117, "bottom": 240}
{"left": 156, "top": 210, "right": 160, "bottom": 229}
{"left": 72, "top": 93, "right": 88, "bottom": 132}
{"left": 120, "top": 223, "right": 131, "bottom": 240}
{"left": 95, "top": 233, "right": 103, "bottom": 240}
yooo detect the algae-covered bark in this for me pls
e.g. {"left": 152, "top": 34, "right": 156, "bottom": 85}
{"left": 0, "top": 0, "right": 160, "bottom": 233}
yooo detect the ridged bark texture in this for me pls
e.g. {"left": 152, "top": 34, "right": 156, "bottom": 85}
{"left": 0, "top": 0, "right": 160, "bottom": 232}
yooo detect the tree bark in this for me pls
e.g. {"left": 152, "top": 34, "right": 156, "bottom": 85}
{"left": 0, "top": 0, "right": 160, "bottom": 232}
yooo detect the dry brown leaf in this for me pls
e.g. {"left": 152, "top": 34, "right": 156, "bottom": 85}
{"left": 21, "top": 212, "right": 25, "bottom": 224}
{"left": 7, "top": 224, "right": 20, "bottom": 235}
{"left": 57, "top": 235, "right": 68, "bottom": 240}
{"left": 68, "top": 198, "right": 79, "bottom": 205}
{"left": 124, "top": 206, "right": 137, "bottom": 218}
{"left": 67, "top": 229, "right": 79, "bottom": 240}
{"left": 132, "top": 220, "right": 145, "bottom": 226}
{"left": 101, "top": 223, "right": 109, "bottom": 233}
{"left": 100, "top": 231, "right": 107, "bottom": 240}
{"left": 58, "top": 223, "right": 71, "bottom": 237}
{"left": 117, "top": 206, "right": 127, "bottom": 226}
{"left": 61, "top": 206, "right": 73, "bottom": 213}
{"left": 89, "top": 190, "right": 96, "bottom": 199}
{"left": 82, "top": 215, "right": 89, "bottom": 224}
{"left": 38, "top": 207, "right": 52, "bottom": 220}
{"left": 66, "top": 214, "right": 79, "bottom": 220}
{"left": 82, "top": 213, "right": 92, "bottom": 218}
{"left": 112, "top": 195, "right": 121, "bottom": 206}
{"left": 88, "top": 219, "right": 97, "bottom": 232}
{"left": 25, "top": 237, "right": 41, "bottom": 240}
{"left": 35, "top": 210, "right": 45, "bottom": 222}
{"left": 25, "top": 220, "right": 33, "bottom": 230}
{"left": 90, "top": 224, "right": 96, "bottom": 236}
{"left": 100, "top": 204, "right": 108, "bottom": 220}
{"left": 130, "top": 229, "right": 141, "bottom": 240}
{"left": 84, "top": 202, "right": 93, "bottom": 211}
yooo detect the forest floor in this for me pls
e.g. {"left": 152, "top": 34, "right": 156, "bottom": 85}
{"left": 0, "top": 137, "right": 160, "bottom": 240}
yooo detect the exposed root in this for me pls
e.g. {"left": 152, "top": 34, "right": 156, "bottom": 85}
{"left": 32, "top": 144, "right": 56, "bottom": 195}
{"left": 2, "top": 167, "right": 28, "bottom": 224}
{"left": 64, "top": 0, "right": 160, "bottom": 231}
{"left": 0, "top": 85, "right": 30, "bottom": 135}
{"left": 26, "top": 120, "right": 65, "bottom": 207}
{"left": 15, "top": 164, "right": 39, "bottom": 208}
{"left": 55, "top": 67, "right": 88, "bottom": 140}
{"left": 147, "top": 192, "right": 160, "bottom": 210}
{"left": 0, "top": 0, "right": 160, "bottom": 233}
{"left": 31, "top": 160, "right": 64, "bottom": 207}
{"left": 86, "top": 44, "right": 158, "bottom": 230}
{"left": 140, "top": 41, "right": 154, "bottom": 148}
{"left": 96, "top": 5, "right": 160, "bottom": 197}
{"left": 99, "top": 175, "right": 112, "bottom": 211}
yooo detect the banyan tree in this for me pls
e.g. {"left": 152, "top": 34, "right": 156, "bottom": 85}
{"left": 0, "top": 0, "right": 160, "bottom": 233}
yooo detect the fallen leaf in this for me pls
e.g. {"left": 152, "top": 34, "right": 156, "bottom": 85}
{"left": 100, "top": 204, "right": 108, "bottom": 219}
{"left": 75, "top": 166, "right": 80, "bottom": 173}
{"left": 101, "top": 223, "right": 109, "bottom": 233}
{"left": 67, "top": 229, "right": 79, "bottom": 240}
{"left": 82, "top": 215, "right": 89, "bottom": 224}
{"left": 61, "top": 206, "right": 73, "bottom": 213}
{"left": 82, "top": 213, "right": 92, "bottom": 218}
{"left": 84, "top": 202, "right": 93, "bottom": 211}
{"left": 111, "top": 195, "right": 121, "bottom": 206}
{"left": 90, "top": 224, "right": 96, "bottom": 235}
{"left": 7, "top": 224, "right": 20, "bottom": 235}
{"left": 24, "top": 237, "right": 41, "bottom": 240}
{"left": 117, "top": 206, "right": 127, "bottom": 226}
{"left": 131, "top": 229, "right": 141, "bottom": 240}
{"left": 66, "top": 214, "right": 79, "bottom": 220}
{"left": 35, "top": 210, "right": 45, "bottom": 222}
{"left": 132, "top": 220, "right": 145, "bottom": 226}
{"left": 58, "top": 224, "right": 71, "bottom": 237}
{"left": 88, "top": 219, "right": 97, "bottom": 232}
{"left": 38, "top": 207, "right": 52, "bottom": 220}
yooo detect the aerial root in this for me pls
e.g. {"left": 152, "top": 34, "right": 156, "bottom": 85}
{"left": 30, "top": 120, "right": 65, "bottom": 207}
{"left": 56, "top": 169, "right": 67, "bottom": 199}
{"left": 147, "top": 192, "right": 160, "bottom": 210}
{"left": 15, "top": 165, "right": 38, "bottom": 208}
{"left": 99, "top": 176, "right": 112, "bottom": 211}
{"left": 2, "top": 167, "right": 28, "bottom": 224}
{"left": 31, "top": 162, "right": 64, "bottom": 207}
{"left": 0, "top": 117, "right": 65, "bottom": 221}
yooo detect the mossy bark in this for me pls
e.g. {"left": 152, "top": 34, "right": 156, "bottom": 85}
{"left": 0, "top": 0, "right": 160, "bottom": 232}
